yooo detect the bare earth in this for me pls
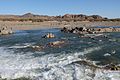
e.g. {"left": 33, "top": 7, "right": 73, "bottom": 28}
{"left": 0, "top": 21, "right": 120, "bottom": 30}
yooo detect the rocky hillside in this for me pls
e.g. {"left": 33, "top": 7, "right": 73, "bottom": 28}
{"left": 55, "top": 14, "right": 106, "bottom": 21}
{"left": 0, "top": 13, "right": 119, "bottom": 22}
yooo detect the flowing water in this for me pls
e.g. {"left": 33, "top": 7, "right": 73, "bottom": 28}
{"left": 0, "top": 28, "right": 120, "bottom": 80}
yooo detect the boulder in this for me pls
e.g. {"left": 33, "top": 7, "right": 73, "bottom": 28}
{"left": 104, "top": 64, "right": 120, "bottom": 70}
{"left": 42, "top": 33, "right": 55, "bottom": 38}
{"left": 47, "top": 41, "right": 65, "bottom": 47}
{"left": 0, "top": 26, "right": 13, "bottom": 35}
{"left": 61, "top": 27, "right": 120, "bottom": 35}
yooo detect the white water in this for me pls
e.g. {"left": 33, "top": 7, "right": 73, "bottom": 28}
{"left": 8, "top": 43, "right": 35, "bottom": 49}
{"left": 0, "top": 46, "right": 120, "bottom": 80}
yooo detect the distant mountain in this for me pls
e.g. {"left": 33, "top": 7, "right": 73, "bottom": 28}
{"left": 0, "top": 13, "right": 119, "bottom": 22}
{"left": 21, "top": 13, "right": 40, "bottom": 17}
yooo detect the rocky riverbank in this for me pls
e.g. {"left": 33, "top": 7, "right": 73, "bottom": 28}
{"left": 0, "top": 21, "right": 120, "bottom": 30}
{"left": 61, "top": 27, "right": 120, "bottom": 34}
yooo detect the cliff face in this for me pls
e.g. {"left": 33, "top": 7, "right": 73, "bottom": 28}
{"left": 0, "top": 13, "right": 119, "bottom": 22}
{"left": 59, "top": 14, "right": 104, "bottom": 21}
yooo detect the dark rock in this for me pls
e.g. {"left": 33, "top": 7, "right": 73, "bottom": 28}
{"left": 61, "top": 27, "right": 120, "bottom": 35}
{"left": 104, "top": 64, "right": 120, "bottom": 70}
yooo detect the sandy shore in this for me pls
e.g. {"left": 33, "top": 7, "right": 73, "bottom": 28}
{"left": 0, "top": 21, "right": 120, "bottom": 30}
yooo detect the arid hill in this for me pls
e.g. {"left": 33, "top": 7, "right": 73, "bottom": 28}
{"left": 0, "top": 13, "right": 119, "bottom": 22}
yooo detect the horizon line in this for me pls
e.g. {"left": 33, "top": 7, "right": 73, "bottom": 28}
{"left": 0, "top": 12, "right": 119, "bottom": 19}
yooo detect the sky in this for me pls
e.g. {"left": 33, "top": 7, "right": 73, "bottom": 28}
{"left": 0, "top": 0, "right": 119, "bottom": 18}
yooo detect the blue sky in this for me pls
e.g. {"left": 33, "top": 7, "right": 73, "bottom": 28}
{"left": 0, "top": 0, "right": 119, "bottom": 18}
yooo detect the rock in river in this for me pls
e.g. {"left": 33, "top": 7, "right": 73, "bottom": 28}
{"left": 0, "top": 25, "right": 13, "bottom": 35}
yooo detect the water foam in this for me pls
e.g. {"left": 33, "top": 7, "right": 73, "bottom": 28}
{"left": 0, "top": 46, "right": 120, "bottom": 80}
{"left": 8, "top": 43, "right": 35, "bottom": 49}
{"left": 0, "top": 47, "right": 42, "bottom": 79}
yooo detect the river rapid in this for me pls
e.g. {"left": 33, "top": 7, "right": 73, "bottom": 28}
{"left": 0, "top": 28, "right": 120, "bottom": 80}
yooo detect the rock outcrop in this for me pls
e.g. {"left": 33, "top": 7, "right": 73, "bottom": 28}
{"left": 42, "top": 33, "right": 55, "bottom": 38}
{"left": 0, "top": 25, "right": 13, "bottom": 35}
{"left": 61, "top": 27, "right": 120, "bottom": 34}
{"left": 61, "top": 14, "right": 104, "bottom": 21}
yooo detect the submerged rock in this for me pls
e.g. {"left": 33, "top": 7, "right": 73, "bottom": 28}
{"left": 72, "top": 60, "right": 100, "bottom": 69}
{"left": 47, "top": 40, "right": 66, "bottom": 47}
{"left": 104, "top": 64, "right": 120, "bottom": 70}
{"left": 27, "top": 45, "right": 44, "bottom": 51}
{"left": 73, "top": 60, "right": 120, "bottom": 71}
